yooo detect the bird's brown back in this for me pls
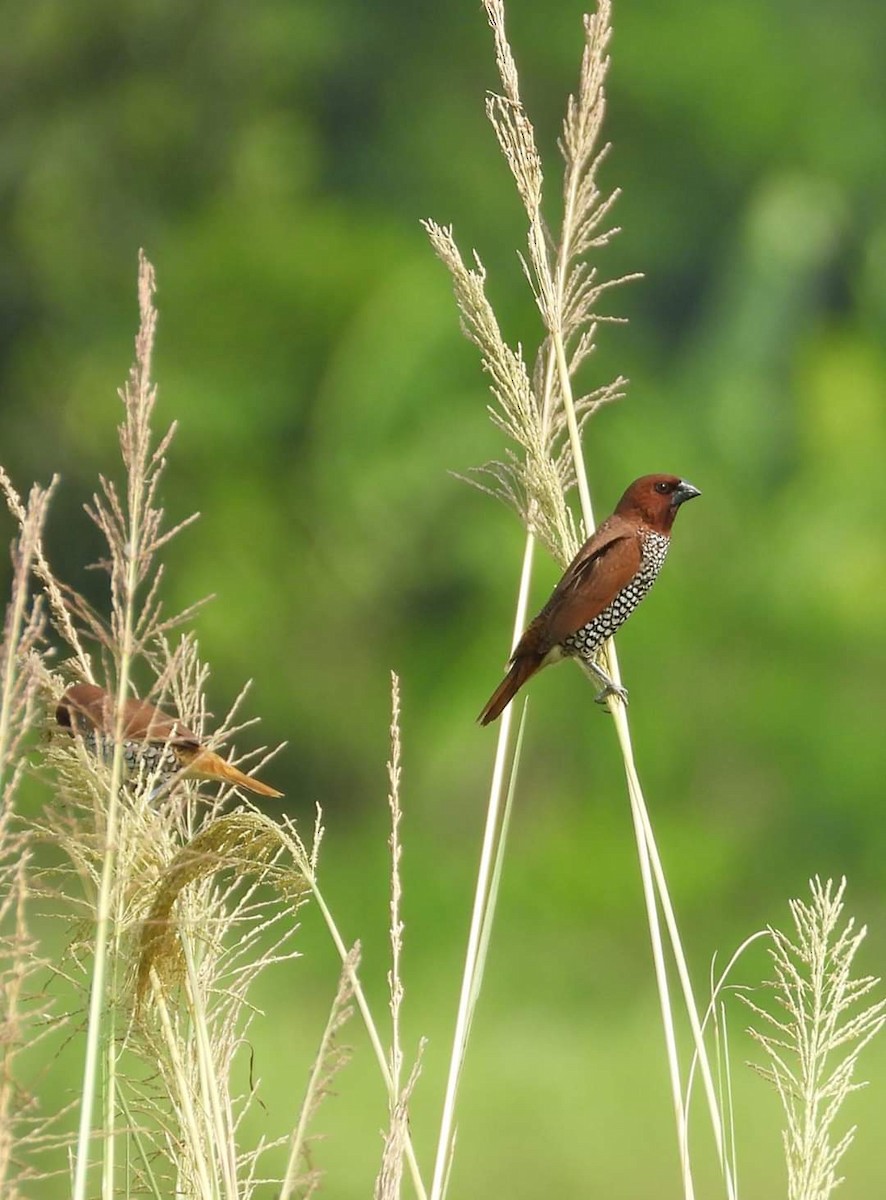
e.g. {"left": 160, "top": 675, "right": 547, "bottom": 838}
{"left": 516, "top": 514, "right": 643, "bottom": 657}
{"left": 57, "top": 683, "right": 200, "bottom": 748}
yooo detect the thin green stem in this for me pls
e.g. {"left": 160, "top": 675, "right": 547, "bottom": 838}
{"left": 183, "top": 937, "right": 238, "bottom": 1200}
{"left": 633, "top": 787, "right": 734, "bottom": 1190}
{"left": 471, "top": 699, "right": 527, "bottom": 1015}
{"left": 608, "top": 703, "right": 693, "bottom": 1197}
{"left": 117, "top": 1087, "right": 165, "bottom": 1200}
{"left": 305, "top": 876, "right": 428, "bottom": 1200}
{"left": 552, "top": 320, "right": 698, "bottom": 1190}
{"left": 683, "top": 932, "right": 766, "bottom": 1190}
{"left": 71, "top": 647, "right": 133, "bottom": 1200}
{"left": 630, "top": 769, "right": 737, "bottom": 1196}
{"left": 279, "top": 950, "right": 356, "bottom": 1200}
{"left": 150, "top": 970, "right": 216, "bottom": 1200}
{"left": 430, "top": 533, "right": 536, "bottom": 1200}
{"left": 74, "top": 274, "right": 151, "bottom": 1200}
{"left": 102, "top": 972, "right": 116, "bottom": 1200}
{"left": 554, "top": 317, "right": 734, "bottom": 1197}
{"left": 552, "top": 338, "right": 595, "bottom": 531}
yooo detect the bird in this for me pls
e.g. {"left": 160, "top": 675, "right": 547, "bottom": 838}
{"left": 478, "top": 474, "right": 701, "bottom": 725}
{"left": 55, "top": 683, "right": 283, "bottom": 798}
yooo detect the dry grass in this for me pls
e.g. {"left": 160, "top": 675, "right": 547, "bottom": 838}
{"left": 0, "top": 255, "right": 427, "bottom": 1199}
{"left": 0, "top": 475, "right": 57, "bottom": 1199}
{"left": 744, "top": 878, "right": 885, "bottom": 1200}
{"left": 0, "top": 6, "right": 881, "bottom": 1200}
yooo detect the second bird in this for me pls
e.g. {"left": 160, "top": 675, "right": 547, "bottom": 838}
{"left": 478, "top": 473, "right": 701, "bottom": 724}
{"left": 56, "top": 683, "right": 283, "bottom": 798}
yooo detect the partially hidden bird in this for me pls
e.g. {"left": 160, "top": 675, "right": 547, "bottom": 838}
{"left": 478, "top": 473, "right": 701, "bottom": 725}
{"left": 56, "top": 683, "right": 283, "bottom": 798}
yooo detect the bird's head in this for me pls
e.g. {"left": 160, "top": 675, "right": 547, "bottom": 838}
{"left": 56, "top": 683, "right": 108, "bottom": 736}
{"left": 615, "top": 474, "right": 701, "bottom": 532}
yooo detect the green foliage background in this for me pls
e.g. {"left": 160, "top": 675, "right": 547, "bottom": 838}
{"left": 2, "top": 0, "right": 885, "bottom": 1194}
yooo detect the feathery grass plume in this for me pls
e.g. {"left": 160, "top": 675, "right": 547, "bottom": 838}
{"left": 0, "top": 857, "right": 39, "bottom": 1200}
{"left": 743, "top": 877, "right": 885, "bottom": 1200}
{"left": 12, "top": 254, "right": 283, "bottom": 1199}
{"left": 387, "top": 673, "right": 405, "bottom": 1107}
{"left": 425, "top": 0, "right": 631, "bottom": 565}
{"left": 48, "top": 252, "right": 201, "bottom": 1200}
{"left": 426, "top": 5, "right": 735, "bottom": 1198}
{"left": 3, "top": 258, "right": 427, "bottom": 1197}
{"left": 136, "top": 809, "right": 308, "bottom": 1003}
{"left": 0, "top": 477, "right": 57, "bottom": 1199}
{"left": 1, "top": 470, "right": 93, "bottom": 680}
{"left": 84, "top": 255, "right": 200, "bottom": 667}
{"left": 422, "top": 223, "right": 580, "bottom": 563}
{"left": 280, "top": 944, "right": 358, "bottom": 1200}
{"left": 132, "top": 807, "right": 307, "bottom": 1199}
{"left": 137, "top": 804, "right": 428, "bottom": 1200}
{"left": 375, "top": 1054, "right": 425, "bottom": 1200}
{"left": 0, "top": 475, "right": 55, "bottom": 775}
{"left": 374, "top": 673, "right": 426, "bottom": 1200}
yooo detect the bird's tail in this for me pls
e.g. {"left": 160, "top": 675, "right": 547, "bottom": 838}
{"left": 477, "top": 656, "right": 539, "bottom": 726}
{"left": 187, "top": 748, "right": 284, "bottom": 798}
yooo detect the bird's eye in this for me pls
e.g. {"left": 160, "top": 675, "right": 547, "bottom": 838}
{"left": 655, "top": 480, "right": 672, "bottom": 494}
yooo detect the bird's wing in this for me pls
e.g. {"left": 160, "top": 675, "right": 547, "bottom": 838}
{"left": 58, "top": 685, "right": 199, "bottom": 747}
{"left": 521, "top": 516, "right": 643, "bottom": 654}
{"left": 121, "top": 698, "right": 200, "bottom": 746}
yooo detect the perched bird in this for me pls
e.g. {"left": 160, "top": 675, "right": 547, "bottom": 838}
{"left": 478, "top": 474, "right": 701, "bottom": 725}
{"left": 56, "top": 683, "right": 283, "bottom": 798}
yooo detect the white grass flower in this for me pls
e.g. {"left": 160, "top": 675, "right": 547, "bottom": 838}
{"left": 744, "top": 877, "right": 885, "bottom": 1200}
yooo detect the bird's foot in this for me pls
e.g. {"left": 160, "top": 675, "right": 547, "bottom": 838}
{"left": 585, "top": 660, "right": 628, "bottom": 708}
{"left": 594, "top": 681, "right": 629, "bottom": 707}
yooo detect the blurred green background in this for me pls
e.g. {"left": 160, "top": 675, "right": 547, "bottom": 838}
{"left": 3, "top": 0, "right": 885, "bottom": 1194}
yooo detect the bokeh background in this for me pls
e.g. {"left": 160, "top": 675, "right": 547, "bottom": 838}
{"left": 3, "top": 0, "right": 885, "bottom": 1194}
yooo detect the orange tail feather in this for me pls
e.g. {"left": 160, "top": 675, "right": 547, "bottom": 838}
{"left": 188, "top": 749, "right": 284, "bottom": 798}
{"left": 477, "top": 657, "right": 540, "bottom": 726}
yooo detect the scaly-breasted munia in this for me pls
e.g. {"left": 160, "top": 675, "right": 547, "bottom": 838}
{"left": 56, "top": 683, "right": 283, "bottom": 798}
{"left": 478, "top": 474, "right": 701, "bottom": 724}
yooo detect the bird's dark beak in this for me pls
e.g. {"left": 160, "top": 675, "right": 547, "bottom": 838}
{"left": 673, "top": 480, "right": 701, "bottom": 507}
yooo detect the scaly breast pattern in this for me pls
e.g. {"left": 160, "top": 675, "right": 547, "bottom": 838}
{"left": 81, "top": 729, "right": 181, "bottom": 785}
{"left": 561, "top": 531, "right": 670, "bottom": 659}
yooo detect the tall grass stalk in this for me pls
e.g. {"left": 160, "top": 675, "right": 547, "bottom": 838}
{"left": 610, "top": 706, "right": 739, "bottom": 1196}
{"left": 386, "top": 672, "right": 405, "bottom": 1112}
{"left": 73, "top": 252, "right": 160, "bottom": 1200}
{"left": 0, "top": 476, "right": 54, "bottom": 1199}
{"left": 279, "top": 945, "right": 358, "bottom": 1200}
{"left": 283, "top": 813, "right": 428, "bottom": 1199}
{"left": 427, "top": 619, "right": 527, "bottom": 1200}
{"left": 471, "top": 698, "right": 527, "bottom": 1017}
{"left": 681, "top": 930, "right": 770, "bottom": 1189}
{"left": 374, "top": 671, "right": 428, "bottom": 1200}
{"left": 427, "top": 2, "right": 737, "bottom": 1194}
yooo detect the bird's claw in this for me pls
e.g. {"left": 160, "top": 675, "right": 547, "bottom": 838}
{"left": 583, "top": 659, "right": 628, "bottom": 708}
{"left": 594, "top": 681, "right": 629, "bottom": 708}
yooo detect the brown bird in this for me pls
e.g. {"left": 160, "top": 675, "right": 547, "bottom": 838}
{"left": 56, "top": 683, "right": 283, "bottom": 798}
{"left": 478, "top": 474, "right": 701, "bottom": 724}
